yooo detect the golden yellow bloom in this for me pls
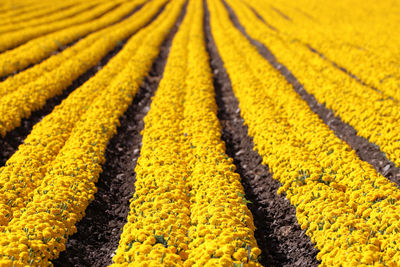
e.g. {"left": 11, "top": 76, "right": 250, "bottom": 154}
{"left": 209, "top": 0, "right": 400, "bottom": 264}
{"left": 112, "top": 0, "right": 261, "bottom": 265}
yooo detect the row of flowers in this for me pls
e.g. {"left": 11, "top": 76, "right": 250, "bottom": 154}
{"left": 229, "top": 0, "right": 400, "bottom": 168}
{"left": 0, "top": 0, "right": 81, "bottom": 24}
{"left": 0, "top": 0, "right": 180, "bottom": 265}
{"left": 0, "top": 0, "right": 108, "bottom": 35}
{"left": 0, "top": 0, "right": 167, "bottom": 228}
{"left": 0, "top": 0, "right": 143, "bottom": 77}
{"left": 209, "top": 0, "right": 400, "bottom": 265}
{"left": 0, "top": 1, "right": 121, "bottom": 52}
{"left": 0, "top": 0, "right": 165, "bottom": 137}
{"left": 112, "top": 0, "right": 261, "bottom": 265}
{"left": 246, "top": 0, "right": 400, "bottom": 102}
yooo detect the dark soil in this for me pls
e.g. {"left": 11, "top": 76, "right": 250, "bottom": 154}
{"left": 2, "top": 1, "right": 397, "bottom": 267}
{"left": 0, "top": 1, "right": 161, "bottom": 168}
{"left": 0, "top": 40, "right": 127, "bottom": 168}
{"left": 270, "top": 6, "right": 292, "bottom": 21}
{"left": 247, "top": 5, "right": 278, "bottom": 32}
{"left": 306, "top": 44, "right": 384, "bottom": 94}
{"left": 241, "top": 1, "right": 365, "bottom": 92}
{"left": 224, "top": 1, "right": 400, "bottom": 185}
{"left": 52, "top": 2, "right": 187, "bottom": 266}
{"left": 204, "top": 1, "right": 320, "bottom": 266}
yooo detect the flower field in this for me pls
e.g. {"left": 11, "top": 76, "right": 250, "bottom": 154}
{"left": 0, "top": 0, "right": 399, "bottom": 266}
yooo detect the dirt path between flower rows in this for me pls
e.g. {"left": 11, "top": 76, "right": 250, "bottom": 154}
{"left": 223, "top": 0, "right": 400, "bottom": 185}
{"left": 0, "top": 3, "right": 148, "bottom": 166}
{"left": 204, "top": 1, "right": 320, "bottom": 266}
{"left": 53, "top": 2, "right": 187, "bottom": 266}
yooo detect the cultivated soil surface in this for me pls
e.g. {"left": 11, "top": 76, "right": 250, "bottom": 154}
{"left": 204, "top": 2, "right": 320, "bottom": 266}
{"left": 0, "top": 3, "right": 145, "bottom": 167}
{"left": 53, "top": 2, "right": 187, "bottom": 266}
{"left": 223, "top": 0, "right": 400, "bottom": 185}
{"left": 0, "top": 51, "right": 118, "bottom": 167}
{"left": 1, "top": 1, "right": 399, "bottom": 267}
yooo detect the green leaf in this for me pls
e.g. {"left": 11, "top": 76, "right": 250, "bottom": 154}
{"left": 155, "top": 235, "right": 168, "bottom": 248}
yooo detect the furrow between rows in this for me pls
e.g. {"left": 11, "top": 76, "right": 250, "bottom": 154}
{"left": 222, "top": 0, "right": 400, "bottom": 187}
{"left": 0, "top": 0, "right": 184, "bottom": 265}
{"left": 0, "top": 0, "right": 83, "bottom": 24}
{"left": 203, "top": 1, "right": 320, "bottom": 265}
{"left": 0, "top": 0, "right": 167, "bottom": 138}
{"left": 0, "top": 0, "right": 146, "bottom": 78}
{"left": 226, "top": 0, "right": 400, "bottom": 170}
{"left": 0, "top": 1, "right": 145, "bottom": 84}
{"left": 0, "top": 40, "right": 126, "bottom": 168}
{"left": 208, "top": 0, "right": 400, "bottom": 264}
{"left": 52, "top": 2, "right": 188, "bottom": 266}
{"left": 112, "top": 0, "right": 261, "bottom": 265}
{"left": 246, "top": 0, "right": 400, "bottom": 101}
{"left": 0, "top": 1, "right": 123, "bottom": 53}
{"left": 0, "top": 0, "right": 109, "bottom": 35}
